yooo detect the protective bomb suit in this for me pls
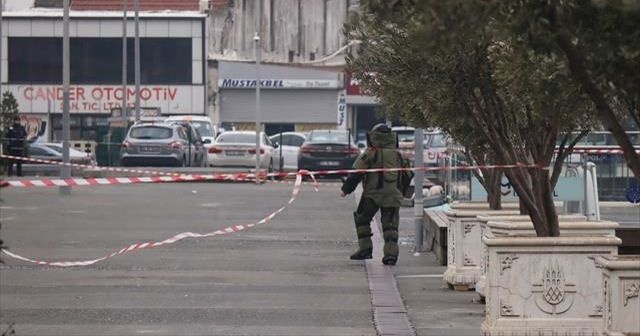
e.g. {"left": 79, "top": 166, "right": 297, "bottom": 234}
{"left": 341, "top": 124, "right": 407, "bottom": 265}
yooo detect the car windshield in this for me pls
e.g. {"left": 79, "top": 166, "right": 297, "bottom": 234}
{"left": 216, "top": 133, "right": 256, "bottom": 144}
{"left": 309, "top": 131, "right": 350, "bottom": 144}
{"left": 395, "top": 131, "right": 414, "bottom": 143}
{"left": 429, "top": 133, "right": 447, "bottom": 148}
{"left": 190, "top": 121, "right": 214, "bottom": 137}
{"left": 130, "top": 126, "right": 173, "bottom": 139}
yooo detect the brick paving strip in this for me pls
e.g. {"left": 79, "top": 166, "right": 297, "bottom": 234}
{"left": 366, "top": 216, "right": 416, "bottom": 336}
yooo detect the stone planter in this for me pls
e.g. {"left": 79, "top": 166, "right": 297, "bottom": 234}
{"left": 595, "top": 255, "right": 640, "bottom": 336}
{"left": 475, "top": 215, "right": 616, "bottom": 300}
{"left": 444, "top": 208, "right": 520, "bottom": 290}
{"left": 482, "top": 235, "right": 621, "bottom": 336}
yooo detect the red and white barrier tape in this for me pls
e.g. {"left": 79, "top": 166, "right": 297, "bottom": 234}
{"left": 568, "top": 148, "right": 640, "bottom": 155}
{"left": 1, "top": 153, "right": 547, "bottom": 188}
{"left": 0, "top": 174, "right": 306, "bottom": 267}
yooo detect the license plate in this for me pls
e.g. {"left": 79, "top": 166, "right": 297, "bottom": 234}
{"left": 226, "top": 150, "right": 245, "bottom": 156}
{"left": 140, "top": 146, "right": 160, "bottom": 153}
{"left": 319, "top": 161, "right": 340, "bottom": 166}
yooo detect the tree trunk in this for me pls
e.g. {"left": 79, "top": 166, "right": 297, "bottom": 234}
{"left": 532, "top": 168, "right": 560, "bottom": 236}
{"left": 485, "top": 168, "right": 502, "bottom": 210}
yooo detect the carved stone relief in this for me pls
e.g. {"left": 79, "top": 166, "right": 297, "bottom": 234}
{"left": 500, "top": 255, "right": 519, "bottom": 275}
{"left": 464, "top": 223, "right": 473, "bottom": 236}
{"left": 624, "top": 281, "right": 640, "bottom": 307}
{"left": 464, "top": 253, "right": 476, "bottom": 267}
{"left": 532, "top": 259, "right": 576, "bottom": 315}
{"left": 500, "top": 300, "right": 519, "bottom": 317}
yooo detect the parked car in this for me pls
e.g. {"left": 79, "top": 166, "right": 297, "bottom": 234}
{"left": 269, "top": 132, "right": 306, "bottom": 171}
{"left": 28, "top": 142, "right": 96, "bottom": 165}
{"left": 167, "top": 121, "right": 209, "bottom": 167}
{"left": 207, "top": 131, "right": 277, "bottom": 171}
{"left": 424, "top": 130, "right": 449, "bottom": 167}
{"left": 390, "top": 126, "right": 414, "bottom": 161}
{"left": 119, "top": 122, "right": 200, "bottom": 167}
{"left": 164, "top": 115, "right": 218, "bottom": 144}
{"left": 297, "top": 129, "right": 359, "bottom": 174}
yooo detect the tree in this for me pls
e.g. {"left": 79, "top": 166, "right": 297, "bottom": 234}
{"left": 0, "top": 91, "right": 20, "bottom": 140}
{"left": 346, "top": 0, "right": 595, "bottom": 236}
{"left": 1, "top": 91, "right": 21, "bottom": 174}
{"left": 480, "top": 0, "right": 640, "bottom": 179}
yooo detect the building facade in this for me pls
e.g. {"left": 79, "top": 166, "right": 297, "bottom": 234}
{"left": 1, "top": 9, "right": 206, "bottom": 143}
{"left": 215, "top": 60, "right": 346, "bottom": 133}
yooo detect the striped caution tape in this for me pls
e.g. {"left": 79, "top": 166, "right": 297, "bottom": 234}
{"left": 0, "top": 173, "right": 306, "bottom": 267}
{"left": 568, "top": 148, "right": 640, "bottom": 155}
{"left": 1, "top": 153, "right": 548, "bottom": 188}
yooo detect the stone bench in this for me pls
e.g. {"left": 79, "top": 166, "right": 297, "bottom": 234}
{"left": 424, "top": 210, "right": 448, "bottom": 266}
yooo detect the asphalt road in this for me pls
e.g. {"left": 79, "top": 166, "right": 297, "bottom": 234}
{"left": 0, "top": 181, "right": 376, "bottom": 336}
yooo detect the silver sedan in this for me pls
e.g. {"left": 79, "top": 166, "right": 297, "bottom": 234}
{"left": 208, "top": 131, "right": 277, "bottom": 172}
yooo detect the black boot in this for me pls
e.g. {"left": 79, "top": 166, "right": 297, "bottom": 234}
{"left": 382, "top": 256, "right": 397, "bottom": 265}
{"left": 350, "top": 248, "right": 372, "bottom": 260}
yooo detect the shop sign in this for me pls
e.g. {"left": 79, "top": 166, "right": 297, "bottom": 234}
{"left": 218, "top": 79, "right": 340, "bottom": 89}
{"left": 6, "top": 84, "right": 203, "bottom": 114}
{"left": 337, "top": 90, "right": 347, "bottom": 129}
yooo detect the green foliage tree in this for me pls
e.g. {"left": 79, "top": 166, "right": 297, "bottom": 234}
{"left": 1, "top": 91, "right": 20, "bottom": 141}
{"left": 490, "top": 0, "right": 640, "bottom": 179}
{"left": 1, "top": 91, "right": 21, "bottom": 174}
{"left": 347, "top": 0, "right": 595, "bottom": 236}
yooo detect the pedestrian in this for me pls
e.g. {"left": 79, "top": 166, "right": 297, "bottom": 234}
{"left": 340, "top": 124, "right": 412, "bottom": 265}
{"left": 6, "top": 116, "right": 27, "bottom": 177}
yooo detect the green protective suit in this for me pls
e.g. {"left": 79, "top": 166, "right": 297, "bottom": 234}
{"left": 341, "top": 129, "right": 403, "bottom": 263}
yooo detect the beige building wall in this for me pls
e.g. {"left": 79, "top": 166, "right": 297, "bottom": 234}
{"left": 208, "top": 0, "right": 351, "bottom": 63}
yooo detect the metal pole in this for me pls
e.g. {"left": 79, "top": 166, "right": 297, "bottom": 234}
{"left": 413, "top": 128, "right": 425, "bottom": 253}
{"left": 122, "top": 0, "right": 128, "bottom": 123}
{"left": 0, "top": 0, "right": 4, "bottom": 97}
{"left": 254, "top": 0, "right": 262, "bottom": 183}
{"left": 134, "top": 0, "right": 140, "bottom": 122}
{"left": 60, "top": 0, "right": 71, "bottom": 195}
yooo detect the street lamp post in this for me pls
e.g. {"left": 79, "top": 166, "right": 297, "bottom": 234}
{"left": 254, "top": 1, "right": 262, "bottom": 183}
{"left": 60, "top": 0, "right": 71, "bottom": 195}
{"left": 122, "top": 0, "right": 128, "bottom": 123}
{"left": 134, "top": 0, "right": 140, "bottom": 122}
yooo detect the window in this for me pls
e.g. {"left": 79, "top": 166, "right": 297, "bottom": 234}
{"left": 190, "top": 121, "right": 214, "bottom": 137}
{"left": 71, "top": 38, "right": 122, "bottom": 84}
{"left": 140, "top": 38, "right": 192, "bottom": 84}
{"left": 217, "top": 133, "right": 255, "bottom": 144}
{"left": 309, "top": 131, "right": 350, "bottom": 144}
{"left": 9, "top": 37, "right": 192, "bottom": 84}
{"left": 130, "top": 126, "right": 173, "bottom": 139}
{"left": 9, "top": 37, "right": 62, "bottom": 83}
{"left": 28, "top": 145, "right": 54, "bottom": 156}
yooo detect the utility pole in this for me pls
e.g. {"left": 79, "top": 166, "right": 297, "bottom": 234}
{"left": 134, "top": 0, "right": 141, "bottom": 122}
{"left": 413, "top": 128, "right": 425, "bottom": 252}
{"left": 0, "top": 0, "right": 4, "bottom": 97}
{"left": 122, "top": 0, "right": 128, "bottom": 123}
{"left": 254, "top": 0, "right": 262, "bottom": 182}
{"left": 60, "top": 0, "right": 71, "bottom": 195}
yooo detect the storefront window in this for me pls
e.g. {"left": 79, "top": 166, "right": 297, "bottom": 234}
{"left": 9, "top": 37, "right": 62, "bottom": 83}
{"left": 51, "top": 115, "right": 108, "bottom": 142}
{"left": 9, "top": 37, "right": 192, "bottom": 85}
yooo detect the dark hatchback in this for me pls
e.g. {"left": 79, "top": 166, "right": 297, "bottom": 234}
{"left": 297, "top": 129, "right": 359, "bottom": 174}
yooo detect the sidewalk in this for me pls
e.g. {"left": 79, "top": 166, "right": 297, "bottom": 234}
{"left": 393, "top": 206, "right": 485, "bottom": 335}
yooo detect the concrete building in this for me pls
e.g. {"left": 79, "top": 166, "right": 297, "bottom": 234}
{"left": 206, "top": 0, "right": 381, "bottom": 136}
{"left": 1, "top": 6, "right": 206, "bottom": 143}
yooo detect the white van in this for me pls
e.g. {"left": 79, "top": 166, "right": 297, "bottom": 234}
{"left": 165, "top": 115, "right": 218, "bottom": 144}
